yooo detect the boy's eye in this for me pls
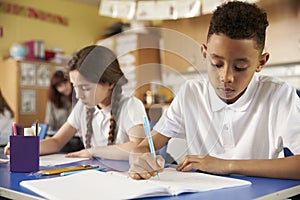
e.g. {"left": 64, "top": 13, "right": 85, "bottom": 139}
{"left": 210, "top": 62, "right": 223, "bottom": 68}
{"left": 234, "top": 63, "right": 248, "bottom": 71}
{"left": 234, "top": 66, "right": 247, "bottom": 72}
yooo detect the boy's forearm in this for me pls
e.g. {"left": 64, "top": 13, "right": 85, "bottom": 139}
{"left": 132, "top": 131, "right": 169, "bottom": 154}
{"left": 132, "top": 139, "right": 151, "bottom": 153}
{"left": 228, "top": 155, "right": 300, "bottom": 180}
{"left": 90, "top": 141, "right": 145, "bottom": 160}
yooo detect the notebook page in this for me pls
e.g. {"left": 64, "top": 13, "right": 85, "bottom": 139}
{"left": 20, "top": 170, "right": 169, "bottom": 200}
{"left": 20, "top": 168, "right": 251, "bottom": 200}
{"left": 141, "top": 168, "right": 251, "bottom": 196}
{"left": 40, "top": 154, "right": 90, "bottom": 166}
{"left": 114, "top": 168, "right": 251, "bottom": 198}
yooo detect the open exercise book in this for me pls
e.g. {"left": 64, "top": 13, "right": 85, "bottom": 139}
{"left": 39, "top": 154, "right": 90, "bottom": 166}
{"left": 20, "top": 168, "right": 251, "bottom": 200}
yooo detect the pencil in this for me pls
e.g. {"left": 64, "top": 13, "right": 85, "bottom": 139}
{"left": 143, "top": 115, "right": 160, "bottom": 179}
{"left": 35, "top": 120, "right": 38, "bottom": 136}
{"left": 60, "top": 167, "right": 105, "bottom": 176}
{"left": 12, "top": 122, "right": 17, "bottom": 136}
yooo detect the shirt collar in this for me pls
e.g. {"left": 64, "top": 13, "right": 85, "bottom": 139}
{"left": 209, "top": 74, "right": 258, "bottom": 112}
{"left": 95, "top": 104, "right": 112, "bottom": 116}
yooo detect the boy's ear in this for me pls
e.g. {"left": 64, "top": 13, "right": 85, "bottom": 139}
{"left": 256, "top": 52, "right": 270, "bottom": 72}
{"left": 200, "top": 44, "right": 207, "bottom": 59}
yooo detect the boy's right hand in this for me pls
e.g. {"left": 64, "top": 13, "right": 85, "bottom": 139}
{"left": 4, "top": 142, "right": 10, "bottom": 155}
{"left": 128, "top": 152, "right": 165, "bottom": 180}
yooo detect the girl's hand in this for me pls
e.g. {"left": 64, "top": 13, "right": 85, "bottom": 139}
{"left": 177, "top": 155, "right": 231, "bottom": 175}
{"left": 128, "top": 152, "right": 165, "bottom": 180}
{"left": 4, "top": 143, "right": 10, "bottom": 155}
{"left": 66, "top": 149, "right": 93, "bottom": 158}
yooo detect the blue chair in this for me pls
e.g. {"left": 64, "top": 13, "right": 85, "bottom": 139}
{"left": 38, "top": 124, "right": 49, "bottom": 140}
{"left": 32, "top": 123, "right": 49, "bottom": 140}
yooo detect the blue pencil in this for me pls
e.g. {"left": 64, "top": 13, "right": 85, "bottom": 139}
{"left": 60, "top": 167, "right": 105, "bottom": 176}
{"left": 143, "top": 116, "right": 160, "bottom": 179}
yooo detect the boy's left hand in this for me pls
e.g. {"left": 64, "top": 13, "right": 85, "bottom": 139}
{"left": 177, "top": 155, "right": 230, "bottom": 175}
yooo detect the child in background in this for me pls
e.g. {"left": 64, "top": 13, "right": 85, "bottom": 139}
{"left": 0, "top": 90, "right": 14, "bottom": 145}
{"left": 45, "top": 70, "right": 73, "bottom": 132}
{"left": 129, "top": 1, "right": 300, "bottom": 180}
{"left": 45, "top": 70, "right": 83, "bottom": 152}
{"left": 5, "top": 45, "right": 147, "bottom": 160}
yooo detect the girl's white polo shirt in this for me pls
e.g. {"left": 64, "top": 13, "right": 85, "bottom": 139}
{"left": 68, "top": 96, "right": 146, "bottom": 147}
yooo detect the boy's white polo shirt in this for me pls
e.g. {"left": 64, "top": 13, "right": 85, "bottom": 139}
{"left": 154, "top": 74, "right": 300, "bottom": 159}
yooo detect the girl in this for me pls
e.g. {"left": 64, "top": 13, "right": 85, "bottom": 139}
{"left": 0, "top": 90, "right": 14, "bottom": 145}
{"left": 45, "top": 70, "right": 73, "bottom": 132}
{"left": 5, "top": 45, "right": 147, "bottom": 160}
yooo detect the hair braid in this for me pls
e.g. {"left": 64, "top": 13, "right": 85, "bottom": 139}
{"left": 107, "top": 84, "right": 123, "bottom": 145}
{"left": 85, "top": 107, "right": 95, "bottom": 148}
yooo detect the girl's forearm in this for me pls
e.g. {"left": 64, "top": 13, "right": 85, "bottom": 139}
{"left": 40, "top": 138, "right": 62, "bottom": 155}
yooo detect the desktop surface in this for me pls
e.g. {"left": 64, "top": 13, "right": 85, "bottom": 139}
{"left": 0, "top": 155, "right": 300, "bottom": 200}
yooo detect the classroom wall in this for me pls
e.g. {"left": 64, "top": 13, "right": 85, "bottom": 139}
{"left": 159, "top": 0, "right": 300, "bottom": 93}
{"left": 0, "top": 0, "right": 119, "bottom": 60}
{"left": 161, "top": 0, "right": 300, "bottom": 72}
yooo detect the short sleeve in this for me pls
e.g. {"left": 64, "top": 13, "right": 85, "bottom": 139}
{"left": 67, "top": 100, "right": 84, "bottom": 131}
{"left": 118, "top": 97, "right": 146, "bottom": 133}
{"left": 282, "top": 88, "right": 300, "bottom": 154}
{"left": 153, "top": 83, "right": 187, "bottom": 138}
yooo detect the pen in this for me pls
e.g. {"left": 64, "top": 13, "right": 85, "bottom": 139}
{"left": 143, "top": 115, "right": 160, "bottom": 179}
{"left": 35, "top": 120, "right": 38, "bottom": 136}
{"left": 12, "top": 122, "right": 17, "bottom": 136}
{"left": 60, "top": 167, "right": 105, "bottom": 176}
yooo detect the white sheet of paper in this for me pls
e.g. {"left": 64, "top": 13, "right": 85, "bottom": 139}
{"left": 39, "top": 154, "right": 90, "bottom": 166}
{"left": 21, "top": 168, "right": 251, "bottom": 200}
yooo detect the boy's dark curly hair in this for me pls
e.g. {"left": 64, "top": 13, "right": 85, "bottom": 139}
{"left": 207, "top": 1, "right": 269, "bottom": 52}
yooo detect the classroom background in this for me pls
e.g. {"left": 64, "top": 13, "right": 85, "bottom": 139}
{"left": 0, "top": 0, "right": 300, "bottom": 162}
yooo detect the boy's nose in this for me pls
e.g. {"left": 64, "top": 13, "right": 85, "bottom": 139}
{"left": 220, "top": 66, "right": 233, "bottom": 83}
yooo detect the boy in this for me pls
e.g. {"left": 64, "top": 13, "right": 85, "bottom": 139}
{"left": 129, "top": 1, "right": 300, "bottom": 180}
